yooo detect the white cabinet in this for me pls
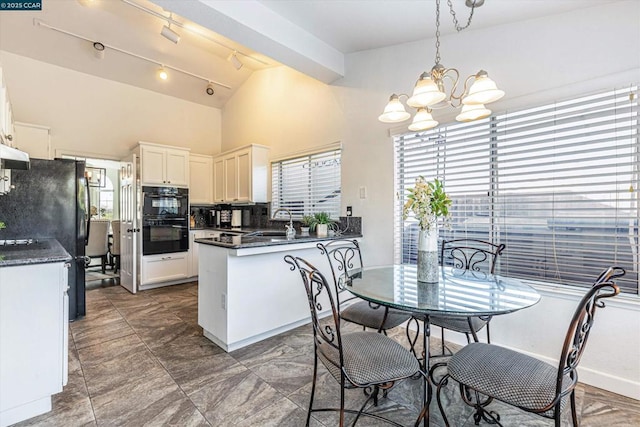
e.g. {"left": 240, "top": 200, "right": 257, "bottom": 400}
{"left": 0, "top": 64, "right": 15, "bottom": 146}
{"left": 213, "top": 156, "right": 225, "bottom": 203}
{"left": 188, "top": 230, "right": 220, "bottom": 277}
{"left": 0, "top": 261, "right": 68, "bottom": 427}
{"left": 140, "top": 252, "right": 188, "bottom": 286}
{"left": 212, "top": 144, "right": 269, "bottom": 204}
{"left": 189, "top": 154, "right": 213, "bottom": 204}
{"left": 138, "top": 142, "right": 189, "bottom": 187}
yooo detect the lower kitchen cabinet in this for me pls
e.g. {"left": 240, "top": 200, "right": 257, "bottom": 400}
{"left": 189, "top": 230, "right": 220, "bottom": 277}
{"left": 0, "top": 261, "right": 68, "bottom": 427}
{"left": 140, "top": 252, "right": 188, "bottom": 286}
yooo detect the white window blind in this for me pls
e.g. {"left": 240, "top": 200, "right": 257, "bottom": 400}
{"left": 271, "top": 148, "right": 341, "bottom": 220}
{"left": 395, "top": 85, "right": 639, "bottom": 294}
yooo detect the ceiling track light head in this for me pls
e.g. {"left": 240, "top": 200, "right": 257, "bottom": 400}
{"left": 227, "top": 51, "right": 243, "bottom": 70}
{"left": 206, "top": 83, "right": 215, "bottom": 96}
{"left": 92, "top": 41, "right": 105, "bottom": 59}
{"left": 160, "top": 24, "right": 180, "bottom": 44}
{"left": 157, "top": 66, "right": 168, "bottom": 81}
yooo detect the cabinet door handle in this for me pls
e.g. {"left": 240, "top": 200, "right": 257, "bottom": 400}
{"left": 161, "top": 256, "right": 173, "bottom": 260}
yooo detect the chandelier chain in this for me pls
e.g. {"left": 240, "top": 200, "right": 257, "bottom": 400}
{"left": 448, "top": 0, "right": 476, "bottom": 32}
{"left": 435, "top": 0, "right": 478, "bottom": 65}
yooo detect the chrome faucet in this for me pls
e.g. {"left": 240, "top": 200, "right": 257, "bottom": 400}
{"left": 272, "top": 208, "right": 296, "bottom": 239}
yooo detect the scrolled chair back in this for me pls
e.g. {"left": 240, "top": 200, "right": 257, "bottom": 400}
{"left": 441, "top": 238, "right": 506, "bottom": 274}
{"left": 284, "top": 255, "right": 344, "bottom": 363}
{"left": 555, "top": 267, "right": 623, "bottom": 404}
{"left": 316, "top": 239, "right": 363, "bottom": 294}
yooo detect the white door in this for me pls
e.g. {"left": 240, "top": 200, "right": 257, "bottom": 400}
{"left": 119, "top": 156, "right": 138, "bottom": 294}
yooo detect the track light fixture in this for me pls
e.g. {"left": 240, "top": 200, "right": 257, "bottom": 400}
{"left": 227, "top": 51, "right": 243, "bottom": 71}
{"left": 92, "top": 41, "right": 105, "bottom": 59}
{"left": 160, "top": 25, "right": 180, "bottom": 44}
{"left": 206, "top": 83, "right": 215, "bottom": 96}
{"left": 157, "top": 66, "right": 168, "bottom": 81}
{"left": 378, "top": 0, "right": 504, "bottom": 131}
{"left": 160, "top": 13, "right": 180, "bottom": 44}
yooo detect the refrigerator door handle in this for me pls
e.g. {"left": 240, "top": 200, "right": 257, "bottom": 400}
{"left": 84, "top": 176, "right": 91, "bottom": 246}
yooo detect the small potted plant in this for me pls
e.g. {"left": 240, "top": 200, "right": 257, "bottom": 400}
{"left": 300, "top": 215, "right": 315, "bottom": 236}
{"left": 312, "top": 212, "right": 335, "bottom": 237}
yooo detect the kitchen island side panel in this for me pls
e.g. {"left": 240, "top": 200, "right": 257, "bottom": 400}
{"left": 197, "top": 241, "right": 336, "bottom": 351}
{"left": 197, "top": 244, "right": 230, "bottom": 346}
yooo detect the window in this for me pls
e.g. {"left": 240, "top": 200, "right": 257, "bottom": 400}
{"left": 395, "top": 85, "right": 639, "bottom": 294}
{"left": 271, "top": 147, "right": 341, "bottom": 219}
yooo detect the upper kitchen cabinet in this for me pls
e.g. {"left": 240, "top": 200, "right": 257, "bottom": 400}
{"left": 137, "top": 142, "right": 189, "bottom": 187}
{"left": 0, "top": 65, "right": 15, "bottom": 146}
{"left": 213, "top": 144, "right": 269, "bottom": 204}
{"left": 189, "top": 154, "right": 213, "bottom": 204}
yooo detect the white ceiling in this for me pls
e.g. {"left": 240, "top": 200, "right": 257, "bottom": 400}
{"left": 0, "top": 0, "right": 618, "bottom": 108}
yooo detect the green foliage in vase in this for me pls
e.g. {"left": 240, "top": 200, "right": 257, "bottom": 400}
{"left": 308, "top": 212, "right": 335, "bottom": 231}
{"left": 301, "top": 215, "right": 315, "bottom": 227}
{"left": 0, "top": 221, "right": 5, "bottom": 230}
{"left": 402, "top": 177, "right": 452, "bottom": 231}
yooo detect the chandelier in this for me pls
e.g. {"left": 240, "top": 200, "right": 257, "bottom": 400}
{"left": 378, "top": 0, "right": 504, "bottom": 131}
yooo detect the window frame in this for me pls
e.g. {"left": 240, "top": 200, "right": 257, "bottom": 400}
{"left": 394, "top": 85, "right": 639, "bottom": 295}
{"left": 271, "top": 146, "right": 342, "bottom": 220}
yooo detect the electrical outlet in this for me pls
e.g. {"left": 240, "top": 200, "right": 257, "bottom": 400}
{"left": 346, "top": 206, "right": 352, "bottom": 217}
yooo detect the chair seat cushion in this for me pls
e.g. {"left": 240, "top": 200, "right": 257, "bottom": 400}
{"left": 448, "top": 343, "right": 567, "bottom": 416}
{"left": 341, "top": 301, "right": 411, "bottom": 330}
{"left": 318, "top": 331, "right": 420, "bottom": 387}
{"left": 430, "top": 315, "right": 488, "bottom": 334}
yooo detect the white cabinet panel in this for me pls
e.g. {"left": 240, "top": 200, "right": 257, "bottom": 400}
{"left": 0, "top": 262, "right": 67, "bottom": 426}
{"left": 138, "top": 142, "right": 189, "bottom": 187}
{"left": 212, "top": 145, "right": 269, "bottom": 204}
{"left": 189, "top": 154, "right": 213, "bottom": 204}
{"left": 141, "top": 252, "right": 188, "bottom": 285}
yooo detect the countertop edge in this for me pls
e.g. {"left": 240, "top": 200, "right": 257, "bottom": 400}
{"left": 0, "top": 239, "right": 72, "bottom": 268}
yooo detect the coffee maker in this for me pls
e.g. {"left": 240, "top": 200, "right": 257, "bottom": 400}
{"left": 219, "top": 209, "right": 232, "bottom": 228}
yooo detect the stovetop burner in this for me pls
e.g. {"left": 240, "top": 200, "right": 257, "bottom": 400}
{"left": 0, "top": 239, "right": 38, "bottom": 246}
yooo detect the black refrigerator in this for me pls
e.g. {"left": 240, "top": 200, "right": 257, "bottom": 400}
{"left": 0, "top": 158, "right": 88, "bottom": 320}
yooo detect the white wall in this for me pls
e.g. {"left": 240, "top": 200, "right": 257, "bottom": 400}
{"left": 221, "top": 1, "right": 640, "bottom": 399}
{"left": 0, "top": 51, "right": 222, "bottom": 160}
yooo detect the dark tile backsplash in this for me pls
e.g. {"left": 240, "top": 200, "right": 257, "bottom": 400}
{"left": 190, "top": 203, "right": 362, "bottom": 235}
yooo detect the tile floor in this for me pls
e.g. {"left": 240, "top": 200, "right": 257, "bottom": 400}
{"left": 14, "top": 281, "right": 640, "bottom": 426}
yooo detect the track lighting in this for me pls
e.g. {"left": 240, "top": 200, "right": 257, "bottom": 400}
{"left": 34, "top": 19, "right": 232, "bottom": 92}
{"left": 227, "top": 51, "right": 243, "bottom": 71}
{"left": 92, "top": 41, "right": 105, "bottom": 59}
{"left": 160, "top": 13, "right": 180, "bottom": 44}
{"left": 160, "top": 24, "right": 181, "bottom": 44}
{"left": 157, "top": 66, "right": 168, "bottom": 81}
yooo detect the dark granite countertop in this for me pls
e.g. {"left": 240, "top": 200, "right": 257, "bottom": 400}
{"left": 0, "top": 238, "right": 72, "bottom": 267}
{"left": 195, "top": 232, "right": 363, "bottom": 249}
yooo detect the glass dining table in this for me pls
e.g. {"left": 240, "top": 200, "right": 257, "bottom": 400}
{"left": 345, "top": 264, "right": 541, "bottom": 426}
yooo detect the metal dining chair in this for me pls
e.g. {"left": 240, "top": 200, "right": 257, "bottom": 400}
{"left": 317, "top": 239, "right": 412, "bottom": 334}
{"left": 430, "top": 238, "right": 506, "bottom": 355}
{"left": 285, "top": 255, "right": 425, "bottom": 427}
{"left": 436, "top": 266, "right": 624, "bottom": 427}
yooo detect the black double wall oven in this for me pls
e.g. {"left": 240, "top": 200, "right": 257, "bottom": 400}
{"left": 142, "top": 186, "right": 189, "bottom": 255}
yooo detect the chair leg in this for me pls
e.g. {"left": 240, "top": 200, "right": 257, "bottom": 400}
{"left": 306, "top": 354, "right": 318, "bottom": 427}
{"left": 440, "top": 327, "right": 446, "bottom": 356}
{"left": 101, "top": 255, "right": 106, "bottom": 274}
{"left": 436, "top": 373, "right": 452, "bottom": 427}
{"left": 570, "top": 390, "right": 579, "bottom": 426}
{"left": 340, "top": 375, "right": 346, "bottom": 427}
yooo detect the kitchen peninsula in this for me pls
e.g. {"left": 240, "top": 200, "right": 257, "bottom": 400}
{"left": 0, "top": 239, "right": 70, "bottom": 427}
{"left": 196, "top": 232, "right": 362, "bottom": 351}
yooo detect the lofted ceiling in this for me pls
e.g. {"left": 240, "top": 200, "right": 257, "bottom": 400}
{"left": 0, "top": 0, "right": 618, "bottom": 108}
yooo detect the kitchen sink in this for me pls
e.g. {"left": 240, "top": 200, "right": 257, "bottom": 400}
{"left": 244, "top": 230, "right": 287, "bottom": 237}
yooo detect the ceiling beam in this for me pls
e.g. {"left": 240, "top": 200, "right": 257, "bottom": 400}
{"left": 151, "top": 0, "right": 345, "bottom": 83}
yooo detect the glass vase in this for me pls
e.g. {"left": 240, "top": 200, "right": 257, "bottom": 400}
{"left": 417, "top": 226, "right": 439, "bottom": 283}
